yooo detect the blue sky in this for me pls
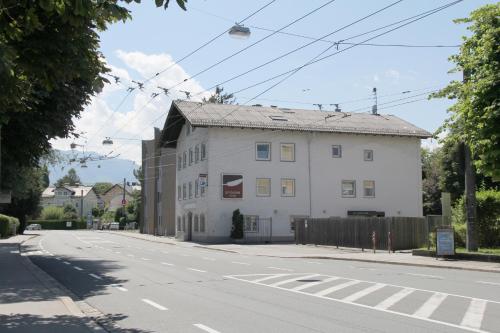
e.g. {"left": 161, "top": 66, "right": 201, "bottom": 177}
{"left": 51, "top": 0, "right": 495, "bottom": 166}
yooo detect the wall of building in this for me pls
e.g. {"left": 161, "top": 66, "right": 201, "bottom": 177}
{"left": 159, "top": 147, "right": 177, "bottom": 236}
{"left": 141, "top": 139, "right": 156, "bottom": 234}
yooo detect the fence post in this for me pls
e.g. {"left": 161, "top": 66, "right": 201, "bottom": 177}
{"left": 372, "top": 231, "right": 376, "bottom": 253}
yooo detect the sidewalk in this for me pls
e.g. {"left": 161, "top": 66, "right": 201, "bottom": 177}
{"left": 107, "top": 231, "right": 500, "bottom": 273}
{"left": 0, "top": 234, "right": 104, "bottom": 333}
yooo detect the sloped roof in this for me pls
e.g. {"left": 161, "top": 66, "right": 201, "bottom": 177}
{"left": 161, "top": 100, "right": 431, "bottom": 146}
{"left": 41, "top": 186, "right": 94, "bottom": 198}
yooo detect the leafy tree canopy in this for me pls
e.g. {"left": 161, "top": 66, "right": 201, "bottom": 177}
{"left": 93, "top": 182, "right": 114, "bottom": 195}
{"left": 56, "top": 168, "right": 81, "bottom": 187}
{"left": 432, "top": 4, "right": 500, "bottom": 180}
{"left": 202, "top": 86, "right": 235, "bottom": 104}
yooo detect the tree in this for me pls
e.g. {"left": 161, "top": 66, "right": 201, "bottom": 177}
{"left": 421, "top": 148, "right": 442, "bottom": 215}
{"left": 230, "top": 209, "right": 244, "bottom": 239}
{"left": 63, "top": 203, "right": 78, "bottom": 219}
{"left": 432, "top": 4, "right": 500, "bottom": 180}
{"left": 56, "top": 168, "right": 81, "bottom": 187}
{"left": 203, "top": 86, "right": 235, "bottom": 104}
{"left": 93, "top": 182, "right": 113, "bottom": 195}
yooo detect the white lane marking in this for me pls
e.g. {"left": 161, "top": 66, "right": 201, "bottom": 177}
{"left": 141, "top": 298, "right": 168, "bottom": 311}
{"left": 306, "top": 261, "right": 322, "bottom": 265}
{"left": 231, "top": 261, "right": 250, "bottom": 266}
{"left": 252, "top": 274, "right": 290, "bottom": 283}
{"left": 414, "top": 293, "right": 447, "bottom": 318}
{"left": 141, "top": 258, "right": 152, "bottom": 261}
{"left": 111, "top": 284, "right": 128, "bottom": 292}
{"left": 292, "top": 276, "right": 340, "bottom": 291}
{"left": 202, "top": 257, "right": 215, "bottom": 261}
{"left": 161, "top": 262, "right": 174, "bottom": 266}
{"left": 405, "top": 273, "right": 443, "bottom": 280}
{"left": 476, "top": 280, "right": 500, "bottom": 286}
{"left": 127, "top": 254, "right": 135, "bottom": 257}
{"left": 267, "top": 267, "right": 293, "bottom": 272}
{"left": 270, "top": 274, "right": 320, "bottom": 287}
{"left": 114, "top": 251, "right": 121, "bottom": 254}
{"left": 226, "top": 275, "right": 492, "bottom": 333}
{"left": 63, "top": 261, "right": 71, "bottom": 265}
{"left": 180, "top": 254, "right": 191, "bottom": 257}
{"left": 343, "top": 283, "right": 386, "bottom": 303}
{"left": 188, "top": 268, "right": 207, "bottom": 273}
{"left": 193, "top": 323, "right": 221, "bottom": 333}
{"left": 55, "top": 257, "right": 61, "bottom": 261}
{"left": 89, "top": 273, "right": 102, "bottom": 280}
{"left": 73, "top": 266, "right": 84, "bottom": 271}
{"left": 314, "top": 280, "right": 360, "bottom": 297}
{"left": 10, "top": 250, "right": 20, "bottom": 254}
{"left": 375, "top": 288, "right": 415, "bottom": 310}
{"left": 460, "top": 298, "right": 487, "bottom": 330}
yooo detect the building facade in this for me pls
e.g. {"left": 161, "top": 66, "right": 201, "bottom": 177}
{"left": 41, "top": 185, "right": 98, "bottom": 218}
{"left": 155, "top": 100, "right": 430, "bottom": 243}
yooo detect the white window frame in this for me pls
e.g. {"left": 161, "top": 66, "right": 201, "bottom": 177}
{"left": 188, "top": 182, "right": 193, "bottom": 199}
{"left": 332, "top": 145, "right": 342, "bottom": 158}
{"left": 194, "top": 215, "right": 199, "bottom": 232}
{"left": 280, "top": 143, "right": 295, "bottom": 162}
{"left": 256, "top": 178, "right": 271, "bottom": 197}
{"left": 341, "top": 180, "right": 356, "bottom": 198}
{"left": 199, "top": 214, "right": 206, "bottom": 232}
{"left": 182, "top": 183, "right": 186, "bottom": 200}
{"left": 177, "top": 156, "right": 182, "bottom": 171}
{"left": 195, "top": 179, "right": 199, "bottom": 198}
{"left": 177, "top": 186, "right": 181, "bottom": 200}
{"left": 189, "top": 148, "right": 193, "bottom": 165}
{"left": 195, "top": 144, "right": 200, "bottom": 163}
{"left": 256, "top": 142, "right": 271, "bottom": 161}
{"left": 363, "top": 180, "right": 375, "bottom": 198}
{"left": 281, "top": 178, "right": 295, "bottom": 197}
{"left": 186, "top": 124, "right": 191, "bottom": 136}
{"left": 244, "top": 215, "right": 259, "bottom": 233}
{"left": 201, "top": 143, "right": 207, "bottom": 160}
{"left": 364, "top": 149, "right": 373, "bottom": 161}
{"left": 183, "top": 151, "right": 187, "bottom": 168}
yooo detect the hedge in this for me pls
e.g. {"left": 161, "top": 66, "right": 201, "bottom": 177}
{"left": 27, "top": 220, "right": 87, "bottom": 230}
{"left": 0, "top": 214, "right": 19, "bottom": 238}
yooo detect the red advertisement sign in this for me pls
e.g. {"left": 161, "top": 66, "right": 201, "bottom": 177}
{"left": 222, "top": 174, "right": 243, "bottom": 199}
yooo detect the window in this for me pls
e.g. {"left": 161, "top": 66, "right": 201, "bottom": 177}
{"left": 256, "top": 178, "right": 271, "bottom": 197}
{"left": 244, "top": 215, "right": 259, "bottom": 232}
{"left": 177, "top": 156, "right": 182, "bottom": 171}
{"left": 183, "top": 151, "right": 187, "bottom": 168}
{"left": 188, "top": 182, "right": 193, "bottom": 199}
{"left": 199, "top": 214, "right": 206, "bottom": 232}
{"left": 256, "top": 142, "right": 271, "bottom": 161}
{"left": 186, "top": 124, "right": 191, "bottom": 136}
{"left": 342, "top": 180, "right": 356, "bottom": 198}
{"left": 281, "top": 178, "right": 295, "bottom": 197}
{"left": 195, "top": 145, "right": 200, "bottom": 163}
{"left": 189, "top": 148, "right": 193, "bottom": 165}
{"left": 182, "top": 183, "right": 187, "bottom": 200}
{"left": 280, "top": 143, "right": 295, "bottom": 162}
{"left": 195, "top": 180, "right": 199, "bottom": 198}
{"left": 363, "top": 180, "right": 375, "bottom": 197}
{"left": 194, "top": 215, "right": 199, "bottom": 232}
{"left": 177, "top": 217, "right": 181, "bottom": 231}
{"left": 178, "top": 186, "right": 181, "bottom": 200}
{"left": 182, "top": 215, "right": 186, "bottom": 231}
{"left": 201, "top": 143, "right": 207, "bottom": 160}
{"left": 201, "top": 182, "right": 206, "bottom": 197}
{"left": 332, "top": 145, "right": 342, "bottom": 158}
{"left": 364, "top": 149, "right": 373, "bottom": 161}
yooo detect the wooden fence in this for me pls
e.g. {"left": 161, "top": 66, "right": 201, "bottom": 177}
{"left": 295, "top": 217, "right": 427, "bottom": 251}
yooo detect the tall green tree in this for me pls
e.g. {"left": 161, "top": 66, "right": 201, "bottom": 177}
{"left": 93, "top": 182, "right": 114, "bottom": 195}
{"left": 56, "top": 168, "right": 81, "bottom": 187}
{"left": 421, "top": 148, "right": 443, "bottom": 215}
{"left": 432, "top": 3, "right": 500, "bottom": 180}
{"left": 202, "top": 86, "right": 235, "bottom": 104}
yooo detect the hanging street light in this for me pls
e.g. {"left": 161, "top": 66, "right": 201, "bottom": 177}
{"left": 228, "top": 23, "right": 251, "bottom": 39}
{"left": 102, "top": 137, "right": 114, "bottom": 146}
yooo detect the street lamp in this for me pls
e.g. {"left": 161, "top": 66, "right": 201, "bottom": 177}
{"left": 228, "top": 23, "right": 251, "bottom": 39}
{"left": 102, "top": 137, "right": 113, "bottom": 146}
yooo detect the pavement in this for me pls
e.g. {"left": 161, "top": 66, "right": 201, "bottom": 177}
{"left": 0, "top": 234, "right": 104, "bottom": 333}
{"left": 106, "top": 230, "right": 500, "bottom": 273}
{"left": 14, "top": 230, "right": 500, "bottom": 333}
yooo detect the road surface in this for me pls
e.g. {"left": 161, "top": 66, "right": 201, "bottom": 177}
{"left": 23, "top": 230, "right": 500, "bottom": 333}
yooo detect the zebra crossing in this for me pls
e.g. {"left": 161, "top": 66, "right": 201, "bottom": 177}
{"left": 225, "top": 273, "right": 500, "bottom": 333}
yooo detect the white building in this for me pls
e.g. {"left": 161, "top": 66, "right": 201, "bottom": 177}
{"left": 158, "top": 100, "right": 431, "bottom": 243}
{"left": 41, "top": 185, "right": 98, "bottom": 218}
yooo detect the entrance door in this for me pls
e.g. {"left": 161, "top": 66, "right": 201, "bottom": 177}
{"left": 187, "top": 212, "right": 193, "bottom": 241}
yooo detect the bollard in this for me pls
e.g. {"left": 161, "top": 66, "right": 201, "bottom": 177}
{"left": 372, "top": 231, "right": 376, "bottom": 253}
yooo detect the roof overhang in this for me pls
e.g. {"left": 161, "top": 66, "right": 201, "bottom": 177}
{"left": 160, "top": 101, "right": 187, "bottom": 148}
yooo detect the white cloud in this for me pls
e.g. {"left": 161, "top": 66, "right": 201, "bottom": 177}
{"left": 373, "top": 74, "right": 380, "bottom": 82}
{"left": 50, "top": 50, "right": 211, "bottom": 165}
{"left": 385, "top": 69, "right": 400, "bottom": 83}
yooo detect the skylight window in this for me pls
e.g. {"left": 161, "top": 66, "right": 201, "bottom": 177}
{"left": 269, "top": 115, "right": 288, "bottom": 121}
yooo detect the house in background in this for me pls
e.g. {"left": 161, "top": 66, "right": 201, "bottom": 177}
{"left": 100, "top": 184, "right": 137, "bottom": 211}
{"left": 153, "top": 100, "right": 431, "bottom": 243}
{"left": 41, "top": 185, "right": 98, "bottom": 218}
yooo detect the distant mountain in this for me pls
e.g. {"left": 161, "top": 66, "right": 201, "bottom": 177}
{"left": 48, "top": 150, "right": 140, "bottom": 185}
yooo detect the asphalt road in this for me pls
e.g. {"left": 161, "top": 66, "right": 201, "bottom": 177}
{"left": 23, "top": 230, "right": 500, "bottom": 333}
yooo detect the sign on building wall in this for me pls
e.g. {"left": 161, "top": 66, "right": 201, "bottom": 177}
{"left": 222, "top": 174, "right": 243, "bottom": 199}
{"left": 199, "top": 174, "right": 208, "bottom": 188}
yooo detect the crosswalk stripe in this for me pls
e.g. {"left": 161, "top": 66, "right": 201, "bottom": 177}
{"left": 342, "top": 283, "right": 386, "bottom": 303}
{"left": 375, "top": 288, "right": 415, "bottom": 310}
{"left": 292, "top": 276, "right": 340, "bottom": 291}
{"left": 314, "top": 280, "right": 360, "bottom": 297}
{"left": 460, "top": 298, "right": 487, "bottom": 330}
{"left": 252, "top": 274, "right": 289, "bottom": 283}
{"left": 269, "top": 274, "right": 320, "bottom": 287}
{"left": 414, "top": 293, "right": 447, "bottom": 318}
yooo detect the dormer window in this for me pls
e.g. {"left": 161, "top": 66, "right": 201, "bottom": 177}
{"left": 269, "top": 115, "right": 287, "bottom": 121}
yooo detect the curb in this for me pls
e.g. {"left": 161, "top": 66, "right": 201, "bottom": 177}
{"left": 100, "top": 230, "right": 178, "bottom": 246}
{"left": 19, "top": 234, "right": 125, "bottom": 333}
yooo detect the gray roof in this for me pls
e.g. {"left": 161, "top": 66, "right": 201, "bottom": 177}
{"left": 161, "top": 100, "right": 431, "bottom": 146}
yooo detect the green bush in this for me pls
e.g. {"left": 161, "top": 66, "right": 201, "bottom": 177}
{"left": 230, "top": 209, "right": 244, "bottom": 239}
{"left": 451, "top": 191, "right": 500, "bottom": 248}
{"left": 63, "top": 204, "right": 78, "bottom": 219}
{"left": 26, "top": 220, "right": 87, "bottom": 230}
{"left": 41, "top": 206, "right": 64, "bottom": 220}
{"left": 0, "top": 214, "right": 10, "bottom": 238}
